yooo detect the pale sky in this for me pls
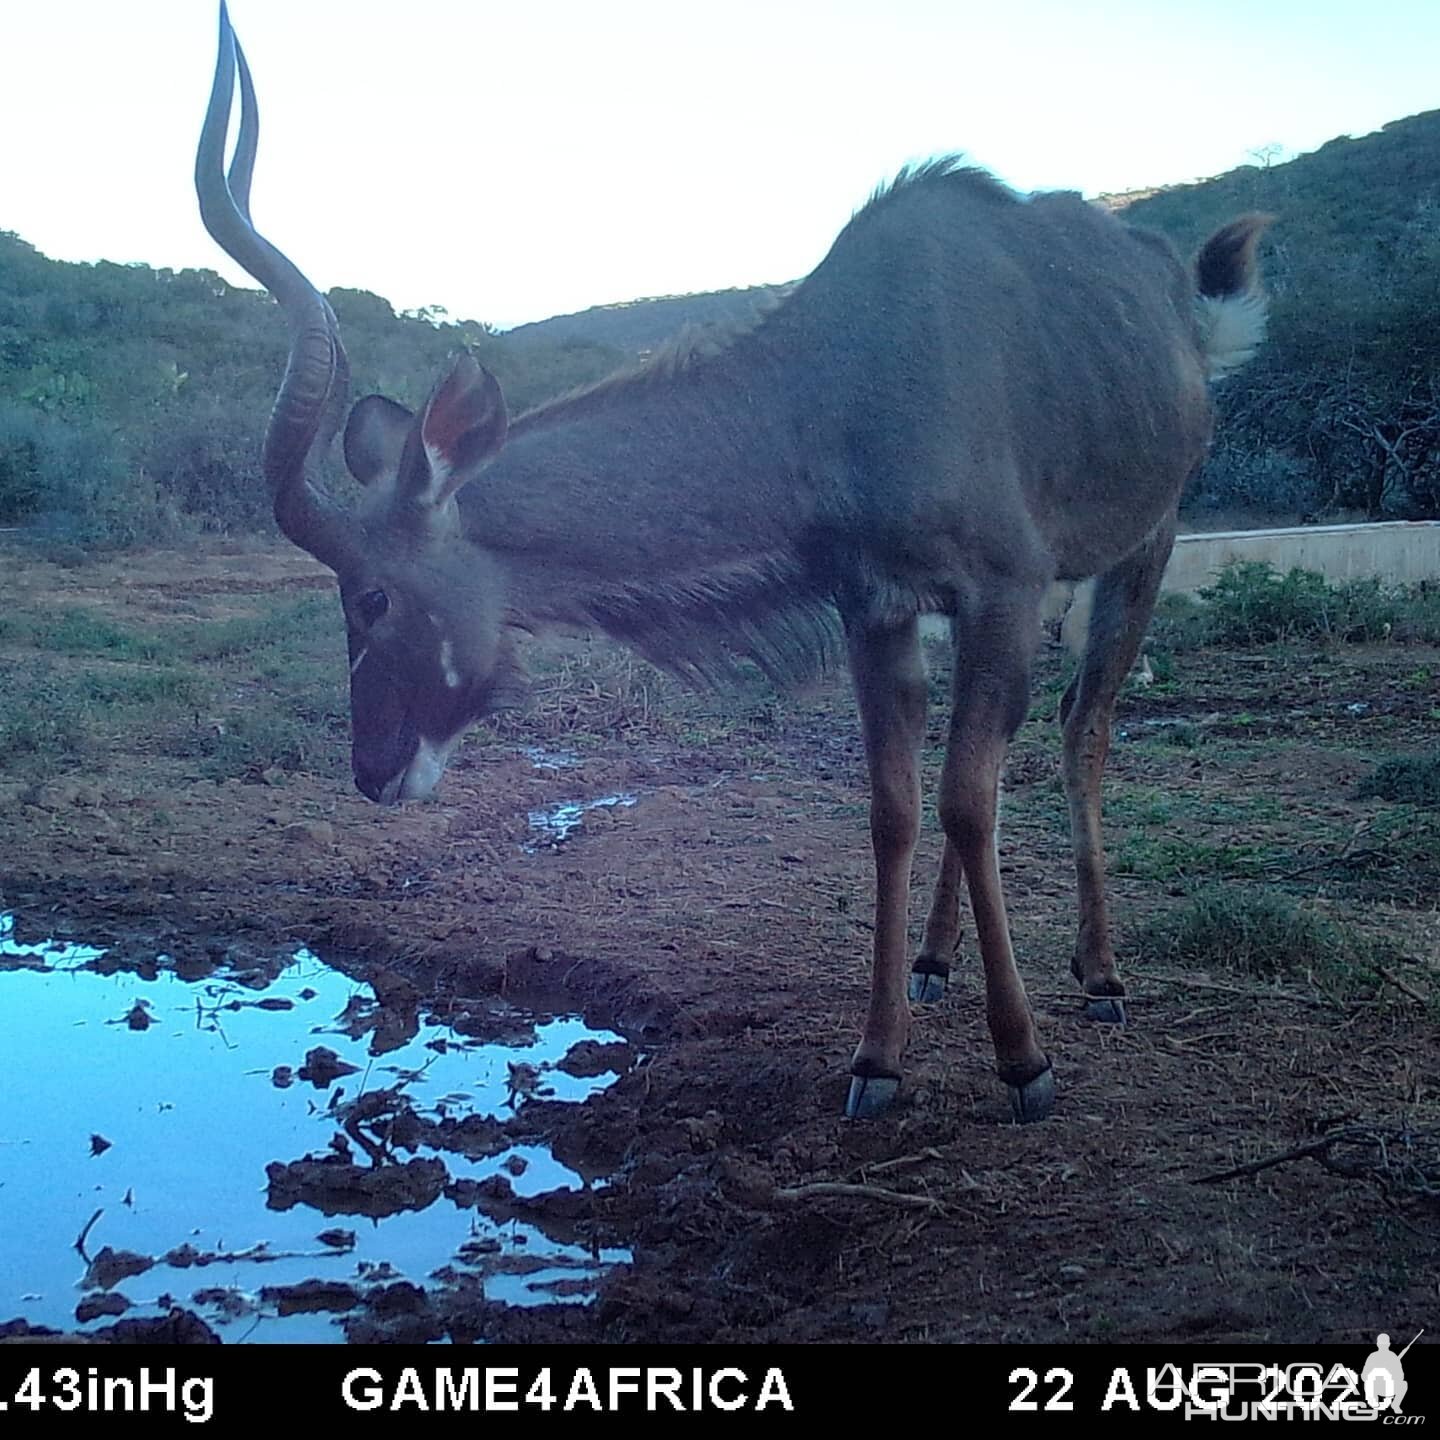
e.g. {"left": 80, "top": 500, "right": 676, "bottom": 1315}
{"left": 1, "top": 1, "right": 1436, "bottom": 329}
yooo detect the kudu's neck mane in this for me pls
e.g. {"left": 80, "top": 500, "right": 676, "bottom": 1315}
{"left": 460, "top": 312, "right": 839, "bottom": 687}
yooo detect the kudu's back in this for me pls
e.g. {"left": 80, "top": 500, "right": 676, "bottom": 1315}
{"left": 766, "top": 163, "right": 1255, "bottom": 603}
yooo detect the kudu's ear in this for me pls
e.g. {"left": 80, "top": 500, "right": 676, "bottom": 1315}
{"left": 344, "top": 395, "right": 415, "bottom": 486}
{"left": 404, "top": 355, "right": 509, "bottom": 508}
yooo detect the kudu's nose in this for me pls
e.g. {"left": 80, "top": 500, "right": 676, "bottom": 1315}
{"left": 352, "top": 762, "right": 395, "bottom": 806}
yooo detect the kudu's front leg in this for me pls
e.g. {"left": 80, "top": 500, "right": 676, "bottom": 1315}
{"left": 941, "top": 590, "right": 1054, "bottom": 1122}
{"left": 845, "top": 618, "right": 928, "bottom": 1119}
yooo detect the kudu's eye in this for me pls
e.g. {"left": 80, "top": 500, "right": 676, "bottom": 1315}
{"left": 357, "top": 589, "right": 390, "bottom": 627}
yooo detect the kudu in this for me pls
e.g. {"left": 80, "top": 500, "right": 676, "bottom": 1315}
{"left": 196, "top": 4, "right": 1267, "bottom": 1122}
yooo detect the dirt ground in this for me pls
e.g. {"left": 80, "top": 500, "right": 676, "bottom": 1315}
{"left": 1, "top": 542, "right": 1437, "bottom": 1346}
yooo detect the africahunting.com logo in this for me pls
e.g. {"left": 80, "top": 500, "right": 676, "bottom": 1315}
{"left": 1171, "top": 1329, "right": 1426, "bottom": 1421}
{"left": 1014, "top": 1327, "right": 1430, "bottom": 1420}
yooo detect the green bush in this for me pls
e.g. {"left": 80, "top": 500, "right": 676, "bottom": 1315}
{"left": 0, "top": 230, "right": 625, "bottom": 549}
{"left": 1153, "top": 561, "right": 1440, "bottom": 649}
{"left": 1202, "top": 562, "right": 1351, "bottom": 643}
{"left": 0, "top": 407, "right": 43, "bottom": 522}
{"left": 1392, "top": 583, "right": 1440, "bottom": 644}
{"left": 1147, "top": 592, "right": 1212, "bottom": 652}
{"left": 1357, "top": 755, "right": 1440, "bottom": 807}
{"left": 1, "top": 404, "right": 191, "bottom": 551}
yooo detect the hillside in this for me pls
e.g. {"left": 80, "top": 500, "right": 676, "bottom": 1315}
{"left": 0, "top": 235, "right": 625, "bottom": 542}
{"left": 3, "top": 108, "right": 1438, "bottom": 547}
{"left": 506, "top": 283, "right": 791, "bottom": 357}
{"left": 1123, "top": 109, "right": 1440, "bottom": 521}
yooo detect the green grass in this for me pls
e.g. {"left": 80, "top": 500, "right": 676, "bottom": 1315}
{"left": 173, "top": 596, "right": 337, "bottom": 663}
{"left": 0, "top": 661, "right": 213, "bottom": 772}
{"left": 1356, "top": 754, "right": 1440, "bottom": 807}
{"left": 1329, "top": 805, "right": 1440, "bottom": 904}
{"left": 1106, "top": 786, "right": 1176, "bottom": 826}
{"left": 1102, "top": 781, "right": 1292, "bottom": 881}
{"left": 77, "top": 669, "right": 209, "bottom": 707}
{"left": 190, "top": 598, "right": 351, "bottom": 781}
{"left": 1133, "top": 885, "right": 1408, "bottom": 992}
{"left": 2, "top": 595, "right": 340, "bottom": 666}
{"left": 1111, "top": 835, "right": 1273, "bottom": 881}
{"left": 28, "top": 608, "right": 166, "bottom": 661}
{"left": 197, "top": 703, "right": 349, "bottom": 783}
{"left": 0, "top": 591, "right": 352, "bottom": 782}
{"left": 0, "top": 665, "right": 90, "bottom": 760}
{"left": 1154, "top": 720, "right": 1206, "bottom": 749}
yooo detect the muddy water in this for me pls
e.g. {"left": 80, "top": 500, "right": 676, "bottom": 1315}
{"left": 0, "top": 914, "right": 630, "bottom": 1343}
{"left": 526, "top": 793, "right": 638, "bottom": 849}
{"left": 520, "top": 745, "right": 583, "bottom": 771}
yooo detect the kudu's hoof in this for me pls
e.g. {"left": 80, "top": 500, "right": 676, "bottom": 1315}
{"left": 908, "top": 967, "right": 948, "bottom": 1004}
{"left": 1008, "top": 1065, "right": 1056, "bottom": 1124}
{"left": 1083, "top": 996, "right": 1127, "bottom": 1025}
{"left": 845, "top": 1073, "right": 900, "bottom": 1120}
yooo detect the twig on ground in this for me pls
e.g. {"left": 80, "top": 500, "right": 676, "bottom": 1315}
{"left": 1143, "top": 972, "right": 1374, "bottom": 1010}
{"left": 774, "top": 1181, "right": 944, "bottom": 1212}
{"left": 1269, "top": 848, "right": 1389, "bottom": 881}
{"left": 1194, "top": 1136, "right": 1340, "bottom": 1184}
{"left": 1195, "top": 1122, "right": 1440, "bottom": 1204}
{"left": 864, "top": 1148, "right": 945, "bottom": 1176}
{"left": 1376, "top": 966, "right": 1430, "bottom": 1006}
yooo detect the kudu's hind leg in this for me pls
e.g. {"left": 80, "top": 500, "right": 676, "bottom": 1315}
{"left": 941, "top": 591, "right": 1053, "bottom": 1122}
{"left": 1060, "top": 522, "right": 1176, "bottom": 1024}
{"left": 845, "top": 618, "right": 928, "bottom": 1119}
{"left": 909, "top": 618, "right": 978, "bottom": 1003}
{"left": 910, "top": 839, "right": 964, "bottom": 1003}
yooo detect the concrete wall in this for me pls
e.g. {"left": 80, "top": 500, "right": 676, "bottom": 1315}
{"left": 1054, "top": 521, "right": 1440, "bottom": 654}
{"left": 1165, "top": 521, "right": 1440, "bottom": 595}
{"left": 924, "top": 522, "right": 1439, "bottom": 652}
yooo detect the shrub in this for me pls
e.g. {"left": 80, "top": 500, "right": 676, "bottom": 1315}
{"left": 0, "top": 403, "right": 190, "bottom": 551}
{"left": 1357, "top": 755, "right": 1440, "bottom": 807}
{"left": 1179, "top": 560, "right": 1429, "bottom": 646}
{"left": 1201, "top": 562, "right": 1343, "bottom": 643}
